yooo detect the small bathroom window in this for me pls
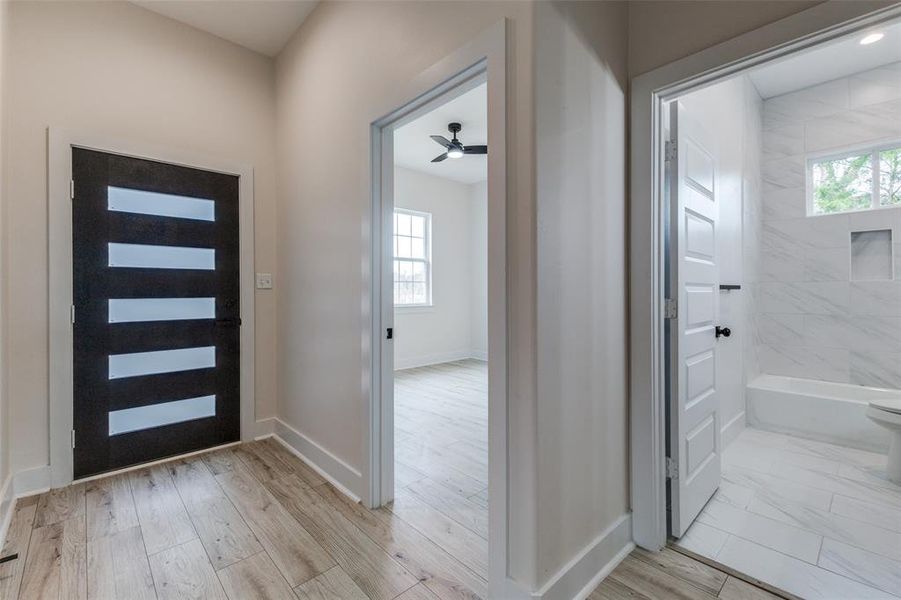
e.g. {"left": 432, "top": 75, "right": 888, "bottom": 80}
{"left": 851, "top": 229, "right": 894, "bottom": 281}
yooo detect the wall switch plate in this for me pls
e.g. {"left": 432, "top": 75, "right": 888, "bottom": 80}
{"left": 256, "top": 272, "right": 273, "bottom": 289}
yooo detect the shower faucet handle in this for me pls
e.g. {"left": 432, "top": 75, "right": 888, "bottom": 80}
{"left": 715, "top": 326, "right": 731, "bottom": 339}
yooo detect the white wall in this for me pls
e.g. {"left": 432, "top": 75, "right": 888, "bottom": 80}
{"left": 3, "top": 1, "right": 279, "bottom": 476}
{"left": 533, "top": 0, "right": 631, "bottom": 586}
{"left": 393, "top": 167, "right": 486, "bottom": 369}
{"left": 679, "top": 75, "right": 762, "bottom": 448}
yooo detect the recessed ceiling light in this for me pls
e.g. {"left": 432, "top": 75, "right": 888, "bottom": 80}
{"left": 860, "top": 32, "right": 884, "bottom": 45}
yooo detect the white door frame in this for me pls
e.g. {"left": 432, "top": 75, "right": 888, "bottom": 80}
{"left": 367, "top": 20, "right": 508, "bottom": 596}
{"left": 630, "top": 1, "right": 901, "bottom": 550}
{"left": 48, "top": 128, "right": 256, "bottom": 489}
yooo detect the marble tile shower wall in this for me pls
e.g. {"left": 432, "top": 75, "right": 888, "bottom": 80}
{"left": 743, "top": 77, "right": 763, "bottom": 384}
{"left": 759, "top": 62, "right": 901, "bottom": 388}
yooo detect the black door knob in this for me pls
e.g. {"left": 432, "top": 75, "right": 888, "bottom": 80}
{"left": 715, "top": 326, "right": 731, "bottom": 338}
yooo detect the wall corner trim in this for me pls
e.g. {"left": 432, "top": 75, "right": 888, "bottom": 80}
{"left": 271, "top": 418, "right": 362, "bottom": 503}
{"left": 532, "top": 513, "right": 634, "bottom": 600}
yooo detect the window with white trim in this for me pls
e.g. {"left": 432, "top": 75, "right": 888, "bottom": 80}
{"left": 393, "top": 209, "right": 431, "bottom": 307}
{"left": 807, "top": 142, "right": 901, "bottom": 215}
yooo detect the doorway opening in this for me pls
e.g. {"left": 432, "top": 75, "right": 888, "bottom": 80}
{"left": 368, "top": 25, "right": 507, "bottom": 593}
{"left": 658, "top": 14, "right": 901, "bottom": 598}
{"left": 389, "top": 82, "right": 489, "bottom": 573}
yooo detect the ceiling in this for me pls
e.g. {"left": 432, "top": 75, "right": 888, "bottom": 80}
{"left": 749, "top": 19, "right": 901, "bottom": 98}
{"left": 130, "top": 0, "right": 318, "bottom": 57}
{"left": 394, "top": 83, "right": 487, "bottom": 185}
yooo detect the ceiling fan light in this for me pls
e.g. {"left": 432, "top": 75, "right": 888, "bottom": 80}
{"left": 860, "top": 32, "right": 884, "bottom": 45}
{"left": 447, "top": 147, "right": 464, "bottom": 159}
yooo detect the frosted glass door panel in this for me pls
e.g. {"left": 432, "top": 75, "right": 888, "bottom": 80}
{"left": 108, "top": 243, "right": 215, "bottom": 270}
{"left": 108, "top": 346, "right": 216, "bottom": 379}
{"left": 108, "top": 395, "right": 216, "bottom": 436}
{"left": 108, "top": 298, "right": 216, "bottom": 323}
{"left": 108, "top": 186, "right": 216, "bottom": 221}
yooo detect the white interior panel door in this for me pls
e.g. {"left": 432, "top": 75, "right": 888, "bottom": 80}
{"left": 668, "top": 100, "right": 721, "bottom": 537}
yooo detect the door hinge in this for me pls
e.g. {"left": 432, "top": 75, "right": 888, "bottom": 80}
{"left": 70, "top": 180, "right": 75, "bottom": 201}
{"left": 666, "top": 456, "right": 678, "bottom": 480}
{"left": 664, "top": 140, "right": 677, "bottom": 162}
{"left": 71, "top": 429, "right": 76, "bottom": 449}
{"left": 386, "top": 327, "right": 393, "bottom": 340}
{"left": 70, "top": 305, "right": 76, "bottom": 324}
{"left": 664, "top": 298, "right": 677, "bottom": 320}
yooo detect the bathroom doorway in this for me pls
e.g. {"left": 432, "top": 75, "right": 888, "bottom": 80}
{"left": 651, "top": 11, "right": 901, "bottom": 598}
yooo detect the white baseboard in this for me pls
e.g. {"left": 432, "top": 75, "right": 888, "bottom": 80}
{"left": 533, "top": 513, "right": 633, "bottom": 600}
{"left": 721, "top": 411, "right": 746, "bottom": 449}
{"left": 0, "top": 474, "right": 14, "bottom": 554}
{"left": 272, "top": 418, "right": 362, "bottom": 503}
{"left": 394, "top": 350, "right": 486, "bottom": 370}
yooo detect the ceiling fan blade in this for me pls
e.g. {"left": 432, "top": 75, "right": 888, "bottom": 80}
{"left": 430, "top": 135, "right": 453, "bottom": 149}
{"left": 464, "top": 145, "right": 488, "bottom": 155}
{"left": 431, "top": 153, "right": 448, "bottom": 163}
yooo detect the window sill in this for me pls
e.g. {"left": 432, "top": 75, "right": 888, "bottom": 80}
{"left": 395, "top": 304, "right": 435, "bottom": 314}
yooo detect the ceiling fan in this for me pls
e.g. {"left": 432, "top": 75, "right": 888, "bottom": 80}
{"left": 430, "top": 122, "right": 487, "bottom": 163}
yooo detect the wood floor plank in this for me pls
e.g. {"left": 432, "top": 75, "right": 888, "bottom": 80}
{"left": 718, "top": 577, "right": 785, "bottom": 600}
{"left": 149, "top": 538, "right": 228, "bottom": 600}
{"left": 34, "top": 484, "right": 85, "bottom": 528}
{"left": 202, "top": 448, "right": 244, "bottom": 476}
{"left": 389, "top": 488, "right": 487, "bottom": 579}
{"left": 0, "top": 496, "right": 38, "bottom": 600}
{"left": 128, "top": 464, "right": 197, "bottom": 555}
{"left": 167, "top": 457, "right": 262, "bottom": 570}
{"left": 317, "top": 484, "right": 488, "bottom": 600}
{"left": 632, "top": 547, "right": 727, "bottom": 596}
{"left": 85, "top": 474, "right": 138, "bottom": 541}
{"left": 87, "top": 526, "right": 156, "bottom": 600}
{"left": 214, "top": 460, "right": 334, "bottom": 587}
{"left": 395, "top": 583, "right": 443, "bottom": 600}
{"left": 261, "top": 438, "right": 327, "bottom": 487}
{"left": 293, "top": 565, "right": 368, "bottom": 600}
{"left": 609, "top": 556, "right": 717, "bottom": 600}
{"left": 18, "top": 518, "right": 87, "bottom": 600}
{"left": 404, "top": 478, "right": 488, "bottom": 540}
{"left": 233, "top": 442, "right": 294, "bottom": 483}
{"left": 265, "top": 474, "right": 418, "bottom": 600}
{"left": 216, "top": 551, "right": 296, "bottom": 600}
{"left": 588, "top": 577, "right": 651, "bottom": 600}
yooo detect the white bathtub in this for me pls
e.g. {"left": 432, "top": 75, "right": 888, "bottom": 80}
{"left": 746, "top": 375, "right": 896, "bottom": 453}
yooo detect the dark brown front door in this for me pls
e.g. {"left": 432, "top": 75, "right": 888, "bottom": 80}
{"left": 72, "top": 148, "right": 240, "bottom": 479}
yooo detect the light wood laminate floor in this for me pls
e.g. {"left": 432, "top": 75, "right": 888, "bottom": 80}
{"left": 393, "top": 359, "right": 489, "bottom": 574}
{"left": 0, "top": 436, "right": 489, "bottom": 600}
{"left": 588, "top": 546, "right": 786, "bottom": 600}
{"left": 0, "top": 361, "right": 787, "bottom": 600}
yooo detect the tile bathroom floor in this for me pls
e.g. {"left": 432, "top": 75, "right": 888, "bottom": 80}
{"left": 676, "top": 428, "right": 901, "bottom": 600}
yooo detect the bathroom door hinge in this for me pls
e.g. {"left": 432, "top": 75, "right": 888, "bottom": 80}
{"left": 665, "top": 140, "right": 677, "bottom": 162}
{"left": 70, "top": 180, "right": 75, "bottom": 201}
{"left": 664, "top": 298, "right": 677, "bottom": 320}
{"left": 71, "top": 429, "right": 76, "bottom": 449}
{"left": 666, "top": 456, "right": 678, "bottom": 480}
{"left": 70, "top": 305, "right": 75, "bottom": 324}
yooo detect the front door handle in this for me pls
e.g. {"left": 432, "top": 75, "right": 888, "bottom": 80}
{"left": 715, "top": 325, "right": 731, "bottom": 338}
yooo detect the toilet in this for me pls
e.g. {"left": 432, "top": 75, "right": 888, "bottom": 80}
{"left": 867, "top": 398, "right": 901, "bottom": 485}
